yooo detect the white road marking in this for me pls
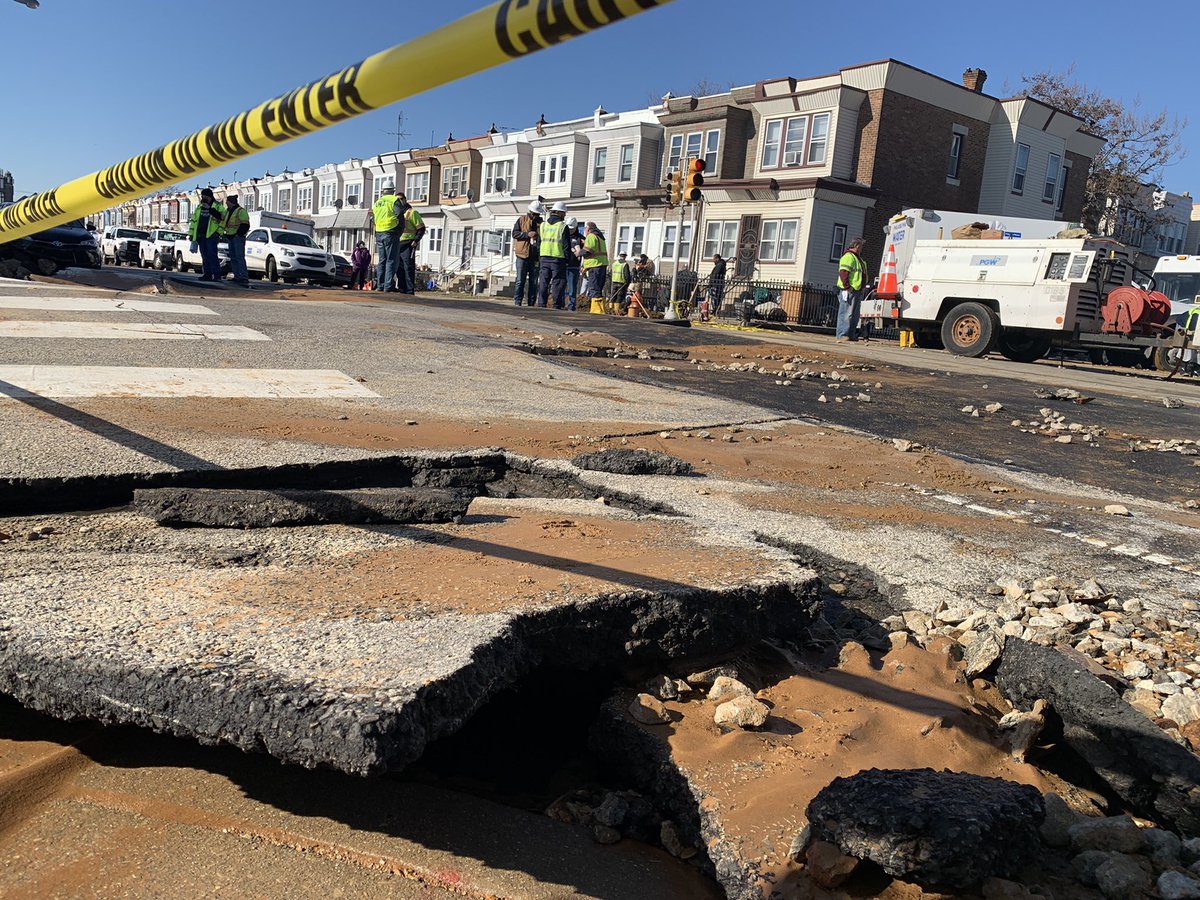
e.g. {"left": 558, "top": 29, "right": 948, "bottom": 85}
{"left": 0, "top": 366, "right": 379, "bottom": 399}
{"left": 0, "top": 278, "right": 108, "bottom": 292}
{"left": 0, "top": 296, "right": 216, "bottom": 316}
{"left": 0, "top": 322, "right": 268, "bottom": 341}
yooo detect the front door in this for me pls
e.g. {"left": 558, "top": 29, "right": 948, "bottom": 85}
{"left": 736, "top": 215, "right": 761, "bottom": 278}
{"left": 461, "top": 227, "right": 473, "bottom": 267}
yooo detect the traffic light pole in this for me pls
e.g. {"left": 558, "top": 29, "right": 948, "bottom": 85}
{"left": 669, "top": 199, "right": 686, "bottom": 304}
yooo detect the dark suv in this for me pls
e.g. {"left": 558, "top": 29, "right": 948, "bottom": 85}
{"left": 0, "top": 207, "right": 102, "bottom": 271}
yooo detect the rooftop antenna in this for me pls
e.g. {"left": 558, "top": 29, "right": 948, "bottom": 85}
{"left": 384, "top": 111, "right": 410, "bottom": 152}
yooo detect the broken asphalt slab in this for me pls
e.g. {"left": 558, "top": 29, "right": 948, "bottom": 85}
{"left": 0, "top": 456, "right": 822, "bottom": 775}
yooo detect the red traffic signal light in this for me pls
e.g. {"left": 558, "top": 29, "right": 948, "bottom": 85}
{"left": 683, "top": 157, "right": 705, "bottom": 203}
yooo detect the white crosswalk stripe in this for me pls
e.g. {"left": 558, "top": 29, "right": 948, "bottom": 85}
{"left": 0, "top": 321, "right": 269, "bottom": 341}
{"left": 0, "top": 366, "right": 379, "bottom": 399}
{"left": 0, "top": 283, "right": 377, "bottom": 399}
{"left": 0, "top": 296, "right": 217, "bottom": 316}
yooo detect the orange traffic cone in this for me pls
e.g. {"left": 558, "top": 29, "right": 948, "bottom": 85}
{"left": 877, "top": 244, "right": 899, "bottom": 298}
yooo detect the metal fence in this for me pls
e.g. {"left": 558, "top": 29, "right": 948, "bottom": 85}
{"left": 628, "top": 274, "right": 899, "bottom": 340}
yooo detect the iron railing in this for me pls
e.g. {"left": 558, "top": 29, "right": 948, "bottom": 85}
{"left": 628, "top": 275, "right": 899, "bottom": 339}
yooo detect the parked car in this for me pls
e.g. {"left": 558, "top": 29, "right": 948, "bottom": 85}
{"left": 0, "top": 205, "right": 102, "bottom": 271}
{"left": 332, "top": 254, "right": 353, "bottom": 288}
{"left": 137, "top": 228, "right": 188, "bottom": 270}
{"left": 244, "top": 227, "right": 335, "bottom": 285}
{"left": 172, "top": 237, "right": 231, "bottom": 275}
{"left": 101, "top": 227, "right": 150, "bottom": 266}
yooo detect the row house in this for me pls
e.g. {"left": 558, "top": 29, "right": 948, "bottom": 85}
{"left": 613, "top": 59, "right": 1104, "bottom": 289}
{"left": 1099, "top": 186, "right": 1194, "bottom": 269}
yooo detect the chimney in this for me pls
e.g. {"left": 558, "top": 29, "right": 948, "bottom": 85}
{"left": 962, "top": 68, "right": 987, "bottom": 93}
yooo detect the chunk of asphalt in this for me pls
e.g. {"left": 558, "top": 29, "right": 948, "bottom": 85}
{"left": 0, "top": 567, "right": 820, "bottom": 776}
{"left": 571, "top": 449, "right": 694, "bottom": 477}
{"left": 995, "top": 638, "right": 1200, "bottom": 834}
{"left": 132, "top": 487, "right": 472, "bottom": 528}
{"left": 806, "top": 768, "right": 1045, "bottom": 891}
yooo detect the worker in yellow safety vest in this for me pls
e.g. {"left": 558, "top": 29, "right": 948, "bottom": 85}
{"left": 835, "top": 237, "right": 869, "bottom": 342}
{"left": 221, "top": 195, "right": 251, "bottom": 287}
{"left": 395, "top": 197, "right": 426, "bottom": 295}
{"left": 188, "top": 188, "right": 226, "bottom": 282}
{"left": 370, "top": 179, "right": 403, "bottom": 293}
{"left": 536, "top": 201, "right": 571, "bottom": 309}
{"left": 581, "top": 221, "right": 608, "bottom": 308}
{"left": 610, "top": 251, "right": 630, "bottom": 312}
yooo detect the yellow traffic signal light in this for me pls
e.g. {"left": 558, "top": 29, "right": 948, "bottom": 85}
{"left": 683, "top": 157, "right": 705, "bottom": 203}
{"left": 666, "top": 168, "right": 683, "bottom": 206}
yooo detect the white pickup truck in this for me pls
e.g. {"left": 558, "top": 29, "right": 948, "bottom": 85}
{"left": 173, "top": 237, "right": 231, "bottom": 275}
{"left": 101, "top": 227, "right": 150, "bottom": 266}
{"left": 137, "top": 228, "right": 187, "bottom": 270}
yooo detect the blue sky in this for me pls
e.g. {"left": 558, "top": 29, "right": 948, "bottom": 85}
{"left": 1, "top": 0, "right": 1195, "bottom": 199}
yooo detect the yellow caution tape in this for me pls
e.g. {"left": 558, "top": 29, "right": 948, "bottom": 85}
{"left": 0, "top": 0, "right": 674, "bottom": 243}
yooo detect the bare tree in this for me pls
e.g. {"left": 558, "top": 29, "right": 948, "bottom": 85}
{"left": 646, "top": 77, "right": 735, "bottom": 106}
{"left": 1020, "top": 66, "right": 1187, "bottom": 231}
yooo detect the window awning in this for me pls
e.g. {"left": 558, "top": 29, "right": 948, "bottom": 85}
{"left": 334, "top": 209, "right": 370, "bottom": 229}
{"left": 312, "top": 213, "right": 337, "bottom": 229}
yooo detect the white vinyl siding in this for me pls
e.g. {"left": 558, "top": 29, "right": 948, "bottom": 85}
{"left": 805, "top": 200, "right": 866, "bottom": 287}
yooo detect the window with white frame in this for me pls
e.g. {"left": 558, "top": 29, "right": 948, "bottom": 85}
{"left": 278, "top": 188, "right": 291, "bottom": 212}
{"left": 1056, "top": 163, "right": 1070, "bottom": 213}
{"left": 702, "top": 220, "right": 739, "bottom": 260}
{"left": 472, "top": 229, "right": 487, "bottom": 257}
{"left": 537, "top": 154, "right": 569, "bottom": 185}
{"left": 830, "top": 223, "right": 847, "bottom": 261}
{"left": 703, "top": 129, "right": 719, "bottom": 174}
{"left": 684, "top": 131, "right": 702, "bottom": 164}
{"left": 441, "top": 165, "right": 467, "bottom": 198}
{"left": 616, "top": 224, "right": 645, "bottom": 258}
{"left": 759, "top": 219, "right": 800, "bottom": 262}
{"left": 405, "top": 172, "right": 429, "bottom": 202}
{"left": 426, "top": 227, "right": 443, "bottom": 252}
{"left": 661, "top": 223, "right": 693, "bottom": 260}
{"left": 618, "top": 144, "right": 634, "bottom": 182}
{"left": 345, "top": 183, "right": 362, "bottom": 207}
{"left": 667, "top": 134, "right": 683, "bottom": 173}
{"left": 499, "top": 229, "right": 512, "bottom": 256}
{"left": 947, "top": 132, "right": 964, "bottom": 180}
{"left": 762, "top": 113, "right": 831, "bottom": 169}
{"left": 447, "top": 230, "right": 463, "bottom": 258}
{"left": 243, "top": 193, "right": 255, "bottom": 209}
{"left": 592, "top": 147, "right": 607, "bottom": 183}
{"left": 484, "top": 159, "right": 513, "bottom": 194}
{"left": 372, "top": 179, "right": 386, "bottom": 202}
{"left": 297, "top": 186, "right": 312, "bottom": 211}
{"left": 1012, "top": 143, "right": 1031, "bottom": 194}
{"left": 319, "top": 182, "right": 337, "bottom": 208}
{"left": 260, "top": 192, "right": 272, "bottom": 212}
{"left": 1043, "top": 153, "right": 1061, "bottom": 203}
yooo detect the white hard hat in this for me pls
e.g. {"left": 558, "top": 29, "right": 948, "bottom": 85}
{"left": 566, "top": 217, "right": 578, "bottom": 229}
{"left": 381, "top": 177, "right": 395, "bottom": 191}
{"left": 551, "top": 201, "right": 568, "bottom": 214}
{"left": 527, "top": 200, "right": 546, "bottom": 215}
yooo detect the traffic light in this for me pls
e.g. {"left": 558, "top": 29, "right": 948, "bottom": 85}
{"left": 683, "top": 157, "right": 705, "bottom": 203}
{"left": 666, "top": 168, "right": 683, "bottom": 207}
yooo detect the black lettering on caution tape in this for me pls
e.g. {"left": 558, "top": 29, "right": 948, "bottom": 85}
{"left": 494, "top": 0, "right": 664, "bottom": 58}
{"left": 0, "top": 188, "right": 66, "bottom": 232}
{"left": 90, "top": 62, "right": 375, "bottom": 202}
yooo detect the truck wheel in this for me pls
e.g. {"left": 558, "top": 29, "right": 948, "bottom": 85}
{"left": 998, "top": 329, "right": 1052, "bottom": 363}
{"left": 266, "top": 257, "right": 279, "bottom": 282}
{"left": 177, "top": 254, "right": 189, "bottom": 273}
{"left": 940, "top": 303, "right": 997, "bottom": 358}
{"left": 153, "top": 253, "right": 165, "bottom": 270}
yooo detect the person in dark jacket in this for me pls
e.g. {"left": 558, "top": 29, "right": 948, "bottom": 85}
{"left": 349, "top": 241, "right": 372, "bottom": 290}
{"left": 564, "top": 216, "right": 583, "bottom": 311}
{"left": 708, "top": 254, "right": 727, "bottom": 314}
{"left": 536, "top": 202, "right": 571, "bottom": 309}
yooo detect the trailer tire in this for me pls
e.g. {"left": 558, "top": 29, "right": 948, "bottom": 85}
{"left": 1153, "top": 344, "right": 1182, "bottom": 374}
{"left": 998, "top": 329, "right": 1052, "bottom": 363}
{"left": 941, "top": 302, "right": 998, "bottom": 358}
